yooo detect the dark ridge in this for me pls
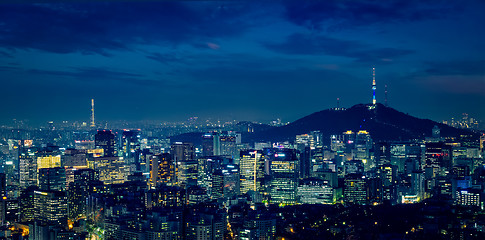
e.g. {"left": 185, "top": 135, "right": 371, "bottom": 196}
{"left": 245, "top": 103, "right": 476, "bottom": 143}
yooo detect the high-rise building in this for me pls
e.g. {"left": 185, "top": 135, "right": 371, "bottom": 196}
{"left": 297, "top": 178, "right": 337, "bottom": 204}
{"left": 425, "top": 142, "right": 452, "bottom": 175}
{"left": 455, "top": 189, "right": 480, "bottom": 207}
{"left": 0, "top": 173, "right": 5, "bottom": 198}
{"left": 265, "top": 148, "right": 299, "bottom": 205}
{"left": 220, "top": 164, "right": 240, "bottom": 199}
{"left": 19, "top": 186, "right": 39, "bottom": 222}
{"left": 211, "top": 170, "right": 224, "bottom": 200}
{"left": 197, "top": 156, "right": 226, "bottom": 189}
{"left": 149, "top": 153, "right": 174, "bottom": 188}
{"left": 19, "top": 147, "right": 38, "bottom": 189}
{"left": 202, "top": 133, "right": 215, "bottom": 156}
{"left": 95, "top": 130, "right": 116, "bottom": 157}
{"left": 210, "top": 164, "right": 239, "bottom": 200}
{"left": 213, "top": 132, "right": 221, "bottom": 156}
{"left": 145, "top": 185, "right": 186, "bottom": 209}
{"left": 375, "top": 142, "right": 391, "bottom": 166}
{"left": 34, "top": 190, "right": 68, "bottom": 226}
{"left": 410, "top": 171, "right": 425, "bottom": 202}
{"left": 344, "top": 174, "right": 367, "bottom": 205}
{"left": 37, "top": 150, "right": 62, "bottom": 170}
{"left": 62, "top": 149, "right": 88, "bottom": 167}
{"left": 220, "top": 131, "right": 240, "bottom": 159}
{"left": 68, "top": 168, "right": 101, "bottom": 220}
{"left": 176, "top": 160, "right": 198, "bottom": 187}
{"left": 296, "top": 133, "right": 315, "bottom": 178}
{"left": 171, "top": 142, "right": 195, "bottom": 162}
{"left": 480, "top": 134, "right": 485, "bottom": 152}
{"left": 120, "top": 130, "right": 141, "bottom": 161}
{"left": 38, "top": 167, "right": 66, "bottom": 191}
{"left": 239, "top": 150, "right": 265, "bottom": 194}
{"left": 378, "top": 164, "right": 397, "bottom": 203}
{"left": 88, "top": 156, "right": 125, "bottom": 185}
{"left": 185, "top": 209, "right": 226, "bottom": 240}
{"left": 366, "top": 177, "right": 383, "bottom": 205}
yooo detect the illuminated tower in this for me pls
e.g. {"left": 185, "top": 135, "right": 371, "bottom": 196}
{"left": 372, "top": 67, "right": 376, "bottom": 105}
{"left": 90, "top": 99, "right": 95, "bottom": 128}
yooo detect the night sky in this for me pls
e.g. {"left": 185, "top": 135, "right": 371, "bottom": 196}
{"left": 0, "top": 0, "right": 484, "bottom": 125}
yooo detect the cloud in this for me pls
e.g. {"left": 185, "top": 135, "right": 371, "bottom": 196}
{"left": 0, "top": 50, "right": 14, "bottom": 58}
{"left": 263, "top": 33, "right": 413, "bottom": 63}
{"left": 423, "top": 60, "right": 485, "bottom": 76}
{"left": 419, "top": 75, "right": 485, "bottom": 94}
{"left": 207, "top": 42, "right": 220, "bottom": 50}
{"left": 282, "top": 0, "right": 458, "bottom": 31}
{"left": 27, "top": 67, "right": 164, "bottom": 86}
{"left": 0, "top": 65, "right": 18, "bottom": 71}
{"left": 0, "top": 2, "right": 252, "bottom": 55}
{"left": 146, "top": 52, "right": 186, "bottom": 65}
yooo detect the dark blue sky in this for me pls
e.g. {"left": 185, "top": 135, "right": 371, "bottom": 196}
{"left": 0, "top": 0, "right": 484, "bottom": 125}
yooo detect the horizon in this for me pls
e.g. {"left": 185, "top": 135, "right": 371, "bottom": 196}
{"left": 2, "top": 102, "right": 482, "bottom": 131}
{"left": 0, "top": 1, "right": 484, "bottom": 125}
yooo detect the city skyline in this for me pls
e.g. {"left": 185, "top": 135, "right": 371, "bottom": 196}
{"left": 0, "top": 0, "right": 484, "bottom": 125}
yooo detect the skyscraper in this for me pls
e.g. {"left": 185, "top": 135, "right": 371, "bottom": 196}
{"left": 266, "top": 148, "right": 299, "bottom": 205}
{"left": 34, "top": 190, "right": 68, "bottom": 226}
{"left": 19, "top": 147, "right": 38, "bottom": 189}
{"left": 171, "top": 142, "right": 195, "bottom": 162}
{"left": 38, "top": 167, "right": 66, "bottom": 191}
{"left": 95, "top": 130, "right": 116, "bottom": 157}
{"left": 239, "top": 150, "right": 265, "bottom": 194}
{"left": 150, "top": 153, "right": 175, "bottom": 188}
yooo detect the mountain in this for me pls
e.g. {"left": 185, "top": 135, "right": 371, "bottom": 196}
{"left": 246, "top": 103, "right": 476, "bottom": 143}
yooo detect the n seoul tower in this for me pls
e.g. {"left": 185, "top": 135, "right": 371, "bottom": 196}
{"left": 372, "top": 67, "right": 376, "bottom": 105}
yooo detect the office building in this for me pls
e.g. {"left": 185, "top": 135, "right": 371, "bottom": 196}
{"left": 239, "top": 150, "right": 265, "bottom": 194}
{"left": 344, "top": 174, "right": 367, "bottom": 205}
{"left": 265, "top": 148, "right": 299, "bottom": 205}
{"left": 95, "top": 130, "right": 116, "bottom": 157}
{"left": 38, "top": 167, "right": 66, "bottom": 191}
{"left": 149, "top": 153, "right": 174, "bottom": 188}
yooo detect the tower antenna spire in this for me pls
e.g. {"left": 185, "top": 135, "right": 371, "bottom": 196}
{"left": 385, "top": 84, "right": 388, "bottom": 107}
{"left": 372, "top": 67, "right": 376, "bottom": 105}
{"left": 90, "top": 99, "right": 95, "bottom": 128}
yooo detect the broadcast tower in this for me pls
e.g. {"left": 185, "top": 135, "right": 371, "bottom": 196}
{"left": 90, "top": 99, "right": 95, "bottom": 128}
{"left": 372, "top": 67, "right": 376, "bottom": 105}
